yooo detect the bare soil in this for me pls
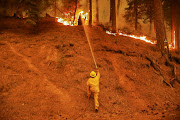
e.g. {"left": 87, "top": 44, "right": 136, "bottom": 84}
{"left": 0, "top": 17, "right": 180, "bottom": 120}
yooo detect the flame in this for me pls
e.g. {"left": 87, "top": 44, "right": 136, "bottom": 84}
{"left": 56, "top": 11, "right": 88, "bottom": 26}
{"left": 106, "top": 30, "right": 156, "bottom": 45}
{"left": 56, "top": 17, "right": 73, "bottom": 26}
{"left": 79, "top": 11, "right": 88, "bottom": 20}
{"left": 56, "top": 11, "right": 175, "bottom": 50}
{"left": 174, "top": 31, "right": 176, "bottom": 48}
{"left": 169, "top": 31, "right": 176, "bottom": 50}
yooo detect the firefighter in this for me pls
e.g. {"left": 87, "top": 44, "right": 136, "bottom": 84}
{"left": 87, "top": 70, "right": 100, "bottom": 112}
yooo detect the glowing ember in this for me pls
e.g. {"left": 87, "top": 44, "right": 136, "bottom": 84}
{"left": 106, "top": 31, "right": 116, "bottom": 36}
{"left": 106, "top": 30, "right": 156, "bottom": 45}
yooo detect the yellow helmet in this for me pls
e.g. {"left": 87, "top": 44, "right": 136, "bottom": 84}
{"left": 90, "top": 71, "right": 96, "bottom": 77}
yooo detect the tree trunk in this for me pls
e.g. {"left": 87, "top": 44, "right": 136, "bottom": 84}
{"left": 117, "top": 0, "right": 120, "bottom": 15}
{"left": 54, "top": 0, "right": 57, "bottom": 22}
{"left": 171, "top": 0, "right": 180, "bottom": 53}
{"left": 96, "top": 0, "right": 99, "bottom": 24}
{"left": 111, "top": 0, "right": 116, "bottom": 33}
{"left": 176, "top": 12, "right": 180, "bottom": 53}
{"left": 134, "top": 0, "right": 138, "bottom": 31}
{"left": 85, "top": 0, "right": 88, "bottom": 9}
{"left": 173, "top": 0, "right": 180, "bottom": 53}
{"left": 149, "top": 1, "right": 152, "bottom": 35}
{"left": 73, "top": 0, "right": 78, "bottom": 24}
{"left": 171, "top": 0, "right": 176, "bottom": 49}
{"left": 153, "top": 0, "right": 168, "bottom": 55}
{"left": 110, "top": 0, "right": 113, "bottom": 23}
{"left": 89, "top": 0, "right": 92, "bottom": 26}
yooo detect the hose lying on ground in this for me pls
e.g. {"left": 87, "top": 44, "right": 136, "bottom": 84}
{"left": 73, "top": 95, "right": 90, "bottom": 120}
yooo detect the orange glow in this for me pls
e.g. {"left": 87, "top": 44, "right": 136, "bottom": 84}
{"left": 56, "top": 12, "right": 176, "bottom": 50}
{"left": 106, "top": 30, "right": 156, "bottom": 45}
{"left": 56, "top": 17, "right": 73, "bottom": 26}
{"left": 169, "top": 31, "right": 176, "bottom": 50}
{"left": 56, "top": 11, "right": 88, "bottom": 26}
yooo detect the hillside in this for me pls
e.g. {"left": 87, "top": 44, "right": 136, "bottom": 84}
{"left": 0, "top": 18, "right": 180, "bottom": 120}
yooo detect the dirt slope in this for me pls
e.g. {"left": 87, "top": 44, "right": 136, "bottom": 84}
{"left": 0, "top": 18, "right": 180, "bottom": 120}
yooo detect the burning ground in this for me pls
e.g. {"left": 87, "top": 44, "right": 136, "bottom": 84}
{"left": 0, "top": 18, "right": 180, "bottom": 120}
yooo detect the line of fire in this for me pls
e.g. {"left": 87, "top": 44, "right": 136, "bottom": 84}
{"left": 53, "top": 0, "right": 179, "bottom": 53}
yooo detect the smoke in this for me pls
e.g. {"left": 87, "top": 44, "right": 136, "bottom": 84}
{"left": 45, "top": 0, "right": 172, "bottom": 41}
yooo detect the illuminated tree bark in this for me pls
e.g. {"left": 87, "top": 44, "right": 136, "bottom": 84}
{"left": 177, "top": 17, "right": 180, "bottom": 52}
{"left": 172, "top": 0, "right": 180, "bottom": 52}
{"left": 171, "top": 0, "right": 176, "bottom": 49}
{"left": 153, "top": 0, "right": 169, "bottom": 54}
{"left": 177, "top": 21, "right": 180, "bottom": 52}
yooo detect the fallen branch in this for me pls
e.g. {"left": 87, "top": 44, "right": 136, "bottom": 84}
{"left": 160, "top": 75, "right": 173, "bottom": 88}
{"left": 165, "top": 58, "right": 180, "bottom": 84}
{"left": 101, "top": 46, "right": 138, "bottom": 57}
{"left": 145, "top": 56, "right": 173, "bottom": 87}
{"left": 145, "top": 56, "right": 161, "bottom": 73}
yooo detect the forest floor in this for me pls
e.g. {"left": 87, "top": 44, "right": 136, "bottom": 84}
{"left": 0, "top": 17, "right": 180, "bottom": 120}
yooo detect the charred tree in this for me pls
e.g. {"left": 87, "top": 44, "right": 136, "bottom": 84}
{"left": 153, "top": 0, "right": 169, "bottom": 55}
{"left": 111, "top": 0, "right": 116, "bottom": 33}
{"left": 89, "top": 0, "right": 92, "bottom": 26}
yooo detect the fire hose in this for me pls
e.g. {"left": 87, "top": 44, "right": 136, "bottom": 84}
{"left": 82, "top": 19, "right": 98, "bottom": 69}
{"left": 73, "top": 18, "right": 98, "bottom": 120}
{"left": 73, "top": 95, "right": 90, "bottom": 120}
{"left": 72, "top": 87, "right": 113, "bottom": 120}
{"left": 86, "top": 35, "right": 98, "bottom": 69}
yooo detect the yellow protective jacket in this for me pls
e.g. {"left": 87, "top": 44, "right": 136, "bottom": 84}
{"left": 87, "top": 72, "right": 100, "bottom": 93}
